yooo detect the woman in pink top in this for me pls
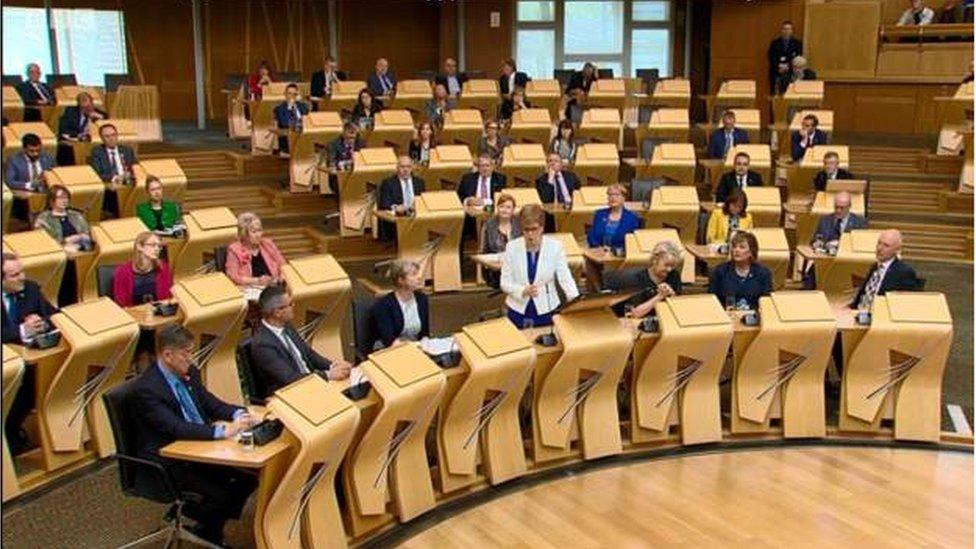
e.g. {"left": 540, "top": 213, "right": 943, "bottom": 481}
{"left": 225, "top": 212, "right": 286, "bottom": 287}
{"left": 112, "top": 231, "right": 173, "bottom": 307}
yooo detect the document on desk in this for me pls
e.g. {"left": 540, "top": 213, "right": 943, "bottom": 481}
{"left": 419, "top": 336, "right": 458, "bottom": 356}
{"left": 242, "top": 286, "right": 263, "bottom": 302}
{"left": 348, "top": 366, "right": 368, "bottom": 387}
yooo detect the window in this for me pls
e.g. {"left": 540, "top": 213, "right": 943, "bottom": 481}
{"left": 517, "top": 1, "right": 555, "bottom": 22}
{"left": 2, "top": 7, "right": 53, "bottom": 78}
{"left": 52, "top": 9, "right": 128, "bottom": 86}
{"left": 564, "top": 1, "right": 624, "bottom": 55}
{"left": 515, "top": 0, "right": 673, "bottom": 80}
{"left": 517, "top": 30, "right": 556, "bottom": 82}
{"left": 1, "top": 6, "right": 128, "bottom": 86}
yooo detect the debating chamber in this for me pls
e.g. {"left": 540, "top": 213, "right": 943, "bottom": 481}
{"left": 1, "top": 0, "right": 974, "bottom": 547}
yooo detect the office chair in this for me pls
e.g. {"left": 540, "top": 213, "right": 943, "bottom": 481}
{"left": 597, "top": 68, "right": 614, "bottom": 79}
{"left": 553, "top": 69, "right": 575, "bottom": 90}
{"left": 103, "top": 382, "right": 224, "bottom": 549}
{"left": 96, "top": 265, "right": 116, "bottom": 299}
{"left": 235, "top": 338, "right": 266, "bottom": 406}
{"left": 1, "top": 74, "right": 23, "bottom": 86}
{"left": 104, "top": 73, "right": 132, "bottom": 92}
{"left": 212, "top": 245, "right": 228, "bottom": 274}
{"left": 45, "top": 73, "right": 77, "bottom": 88}
{"left": 351, "top": 295, "right": 374, "bottom": 361}
{"left": 278, "top": 71, "right": 302, "bottom": 84}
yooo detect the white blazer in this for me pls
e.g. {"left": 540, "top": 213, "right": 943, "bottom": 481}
{"left": 500, "top": 235, "right": 580, "bottom": 315}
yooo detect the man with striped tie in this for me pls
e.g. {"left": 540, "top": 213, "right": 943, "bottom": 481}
{"left": 850, "top": 229, "right": 920, "bottom": 311}
{"left": 367, "top": 57, "right": 398, "bottom": 98}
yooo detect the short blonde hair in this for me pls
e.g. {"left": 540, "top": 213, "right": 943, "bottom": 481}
{"left": 236, "top": 212, "right": 262, "bottom": 241}
{"left": 607, "top": 183, "right": 627, "bottom": 197}
{"left": 389, "top": 259, "right": 421, "bottom": 287}
{"left": 519, "top": 203, "right": 546, "bottom": 227}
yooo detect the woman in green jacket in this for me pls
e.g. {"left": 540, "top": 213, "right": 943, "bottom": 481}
{"left": 136, "top": 175, "right": 182, "bottom": 231}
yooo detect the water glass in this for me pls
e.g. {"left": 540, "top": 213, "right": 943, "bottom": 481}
{"left": 725, "top": 294, "right": 736, "bottom": 312}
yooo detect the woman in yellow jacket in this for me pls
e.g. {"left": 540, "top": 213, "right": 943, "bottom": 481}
{"left": 706, "top": 189, "right": 753, "bottom": 245}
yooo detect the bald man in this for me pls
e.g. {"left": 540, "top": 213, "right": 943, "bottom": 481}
{"left": 367, "top": 57, "right": 397, "bottom": 97}
{"left": 850, "top": 229, "right": 920, "bottom": 310}
{"left": 377, "top": 156, "right": 425, "bottom": 241}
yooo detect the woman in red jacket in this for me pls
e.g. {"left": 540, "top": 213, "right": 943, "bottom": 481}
{"left": 112, "top": 231, "right": 173, "bottom": 307}
{"left": 225, "top": 212, "right": 286, "bottom": 288}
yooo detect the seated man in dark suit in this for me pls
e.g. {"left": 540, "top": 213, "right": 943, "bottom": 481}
{"left": 90, "top": 123, "right": 137, "bottom": 218}
{"left": 2, "top": 252, "right": 59, "bottom": 455}
{"left": 14, "top": 63, "right": 56, "bottom": 122}
{"left": 435, "top": 57, "right": 468, "bottom": 98}
{"left": 708, "top": 110, "right": 749, "bottom": 159}
{"left": 850, "top": 229, "right": 919, "bottom": 310}
{"left": 309, "top": 55, "right": 346, "bottom": 105}
{"left": 535, "top": 153, "right": 580, "bottom": 232}
{"left": 57, "top": 91, "right": 108, "bottom": 166}
{"left": 272, "top": 83, "right": 310, "bottom": 157}
{"left": 130, "top": 325, "right": 257, "bottom": 546}
{"left": 366, "top": 57, "right": 397, "bottom": 97}
{"left": 323, "top": 122, "right": 365, "bottom": 194}
{"left": 715, "top": 152, "right": 762, "bottom": 203}
{"left": 812, "top": 151, "right": 854, "bottom": 192}
{"left": 458, "top": 154, "right": 507, "bottom": 243}
{"left": 803, "top": 192, "right": 868, "bottom": 289}
{"left": 5, "top": 133, "right": 55, "bottom": 192}
{"left": 790, "top": 113, "right": 828, "bottom": 162}
{"left": 377, "top": 155, "right": 426, "bottom": 241}
{"left": 250, "top": 285, "right": 351, "bottom": 399}
{"left": 499, "top": 58, "right": 529, "bottom": 97}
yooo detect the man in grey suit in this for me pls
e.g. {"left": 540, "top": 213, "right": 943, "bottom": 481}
{"left": 804, "top": 191, "right": 868, "bottom": 289}
{"left": 811, "top": 191, "right": 868, "bottom": 245}
{"left": 5, "top": 133, "right": 55, "bottom": 192}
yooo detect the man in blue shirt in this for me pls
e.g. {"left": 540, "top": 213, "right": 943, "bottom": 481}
{"left": 130, "top": 325, "right": 256, "bottom": 546}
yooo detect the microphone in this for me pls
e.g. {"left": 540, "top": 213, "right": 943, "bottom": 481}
{"left": 535, "top": 278, "right": 558, "bottom": 347}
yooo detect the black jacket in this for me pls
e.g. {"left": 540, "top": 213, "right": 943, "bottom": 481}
{"left": 1, "top": 280, "right": 58, "bottom": 344}
{"left": 58, "top": 106, "right": 108, "bottom": 139}
{"left": 309, "top": 69, "right": 347, "bottom": 98}
{"left": 715, "top": 170, "right": 763, "bottom": 203}
{"left": 767, "top": 37, "right": 803, "bottom": 82}
{"left": 850, "top": 259, "right": 920, "bottom": 309}
{"left": 249, "top": 322, "right": 333, "bottom": 399}
{"left": 377, "top": 175, "right": 426, "bottom": 210}
{"left": 89, "top": 144, "right": 137, "bottom": 182}
{"left": 434, "top": 72, "right": 469, "bottom": 93}
{"left": 813, "top": 168, "right": 854, "bottom": 192}
{"left": 130, "top": 362, "right": 242, "bottom": 460}
{"left": 369, "top": 291, "right": 430, "bottom": 349}
{"left": 15, "top": 80, "right": 56, "bottom": 106}
{"left": 457, "top": 172, "right": 506, "bottom": 203}
{"left": 499, "top": 71, "right": 530, "bottom": 96}
{"left": 535, "top": 170, "right": 580, "bottom": 204}
{"left": 566, "top": 71, "right": 598, "bottom": 94}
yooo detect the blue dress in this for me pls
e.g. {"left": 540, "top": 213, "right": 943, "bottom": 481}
{"left": 507, "top": 250, "right": 554, "bottom": 328}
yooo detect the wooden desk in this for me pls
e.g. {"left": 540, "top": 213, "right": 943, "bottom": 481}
{"left": 161, "top": 436, "right": 294, "bottom": 549}
{"left": 124, "top": 301, "right": 182, "bottom": 330}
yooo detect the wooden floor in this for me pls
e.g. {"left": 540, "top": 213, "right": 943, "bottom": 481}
{"left": 399, "top": 448, "right": 972, "bottom": 548}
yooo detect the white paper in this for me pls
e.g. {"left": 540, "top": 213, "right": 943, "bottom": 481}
{"left": 419, "top": 336, "right": 457, "bottom": 356}
{"left": 242, "top": 286, "right": 263, "bottom": 302}
{"left": 347, "top": 366, "right": 368, "bottom": 387}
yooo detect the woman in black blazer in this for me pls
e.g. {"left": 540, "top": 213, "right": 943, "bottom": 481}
{"left": 369, "top": 260, "right": 430, "bottom": 349}
{"left": 708, "top": 231, "right": 773, "bottom": 311}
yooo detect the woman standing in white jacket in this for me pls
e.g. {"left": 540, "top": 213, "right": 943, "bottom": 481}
{"left": 501, "top": 204, "right": 580, "bottom": 328}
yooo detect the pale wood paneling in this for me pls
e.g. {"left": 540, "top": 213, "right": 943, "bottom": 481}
{"left": 805, "top": 1, "right": 881, "bottom": 79}
{"left": 824, "top": 81, "right": 959, "bottom": 134}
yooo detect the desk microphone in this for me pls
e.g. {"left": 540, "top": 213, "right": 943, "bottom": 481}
{"left": 535, "top": 279, "right": 558, "bottom": 347}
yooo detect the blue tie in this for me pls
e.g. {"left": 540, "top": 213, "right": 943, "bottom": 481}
{"left": 174, "top": 379, "right": 204, "bottom": 425}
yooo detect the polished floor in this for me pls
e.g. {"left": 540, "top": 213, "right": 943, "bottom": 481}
{"left": 399, "top": 447, "right": 973, "bottom": 548}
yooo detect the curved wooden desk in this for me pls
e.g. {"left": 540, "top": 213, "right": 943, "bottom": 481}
{"left": 631, "top": 295, "right": 733, "bottom": 445}
{"left": 343, "top": 344, "right": 446, "bottom": 536}
{"left": 2, "top": 346, "right": 25, "bottom": 502}
{"left": 171, "top": 272, "right": 247, "bottom": 405}
{"left": 281, "top": 254, "right": 351, "bottom": 362}
{"left": 841, "top": 292, "right": 953, "bottom": 442}
{"left": 732, "top": 292, "right": 836, "bottom": 437}
{"left": 2, "top": 230, "right": 67, "bottom": 306}
{"left": 336, "top": 147, "right": 396, "bottom": 237}
{"left": 437, "top": 319, "right": 536, "bottom": 493}
{"left": 48, "top": 298, "right": 139, "bottom": 458}
{"left": 174, "top": 207, "right": 238, "bottom": 279}
{"left": 265, "top": 376, "right": 361, "bottom": 549}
